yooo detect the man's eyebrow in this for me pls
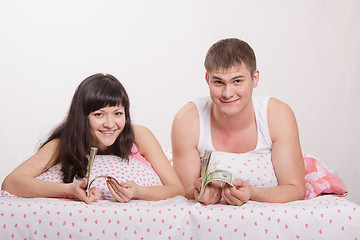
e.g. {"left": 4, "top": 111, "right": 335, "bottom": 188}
{"left": 231, "top": 75, "right": 245, "bottom": 80}
{"left": 212, "top": 75, "right": 223, "bottom": 80}
{"left": 212, "top": 75, "right": 245, "bottom": 80}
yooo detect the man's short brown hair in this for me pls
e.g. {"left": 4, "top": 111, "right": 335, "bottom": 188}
{"left": 204, "top": 38, "right": 257, "bottom": 76}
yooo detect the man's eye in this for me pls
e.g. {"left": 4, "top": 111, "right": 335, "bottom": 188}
{"left": 234, "top": 80, "right": 242, "bottom": 84}
{"left": 214, "top": 81, "right": 223, "bottom": 85}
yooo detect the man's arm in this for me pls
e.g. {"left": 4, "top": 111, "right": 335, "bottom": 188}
{"left": 223, "top": 98, "right": 305, "bottom": 205}
{"left": 171, "top": 102, "right": 201, "bottom": 200}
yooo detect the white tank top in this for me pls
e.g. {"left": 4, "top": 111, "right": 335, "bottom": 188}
{"left": 192, "top": 95, "right": 273, "bottom": 156}
{"left": 192, "top": 95, "right": 278, "bottom": 188}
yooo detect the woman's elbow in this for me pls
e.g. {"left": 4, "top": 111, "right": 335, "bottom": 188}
{"left": 1, "top": 175, "right": 15, "bottom": 193}
{"left": 174, "top": 184, "right": 185, "bottom": 197}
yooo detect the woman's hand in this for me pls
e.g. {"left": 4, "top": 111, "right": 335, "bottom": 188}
{"left": 107, "top": 178, "right": 138, "bottom": 203}
{"left": 194, "top": 177, "right": 222, "bottom": 205}
{"left": 71, "top": 180, "right": 100, "bottom": 204}
{"left": 222, "top": 178, "right": 253, "bottom": 206}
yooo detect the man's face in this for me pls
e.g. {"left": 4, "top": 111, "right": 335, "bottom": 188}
{"left": 206, "top": 64, "right": 259, "bottom": 117}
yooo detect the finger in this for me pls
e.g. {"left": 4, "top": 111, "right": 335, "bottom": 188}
{"left": 107, "top": 176, "right": 120, "bottom": 185}
{"left": 120, "top": 180, "right": 134, "bottom": 188}
{"left": 208, "top": 183, "right": 222, "bottom": 203}
{"left": 110, "top": 181, "right": 132, "bottom": 203}
{"left": 196, "top": 188, "right": 207, "bottom": 203}
{"left": 107, "top": 181, "right": 126, "bottom": 203}
{"left": 107, "top": 180, "right": 125, "bottom": 198}
{"left": 222, "top": 194, "right": 233, "bottom": 205}
{"left": 207, "top": 190, "right": 220, "bottom": 204}
{"left": 222, "top": 187, "right": 234, "bottom": 205}
{"left": 200, "top": 186, "right": 214, "bottom": 205}
{"left": 194, "top": 178, "right": 202, "bottom": 191}
{"left": 80, "top": 180, "right": 88, "bottom": 188}
{"left": 232, "top": 178, "right": 244, "bottom": 187}
{"left": 225, "top": 186, "right": 247, "bottom": 206}
{"left": 223, "top": 186, "right": 243, "bottom": 206}
{"left": 83, "top": 187, "right": 100, "bottom": 204}
{"left": 89, "top": 187, "right": 101, "bottom": 201}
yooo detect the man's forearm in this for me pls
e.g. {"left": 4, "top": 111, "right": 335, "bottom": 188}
{"left": 185, "top": 185, "right": 195, "bottom": 200}
{"left": 251, "top": 184, "right": 305, "bottom": 203}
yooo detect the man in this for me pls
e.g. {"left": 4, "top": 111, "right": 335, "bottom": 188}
{"left": 171, "top": 38, "right": 305, "bottom": 206}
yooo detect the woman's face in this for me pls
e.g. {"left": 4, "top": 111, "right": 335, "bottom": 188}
{"left": 88, "top": 104, "right": 126, "bottom": 152}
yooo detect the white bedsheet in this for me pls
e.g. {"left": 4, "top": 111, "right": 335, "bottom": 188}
{"left": 1, "top": 194, "right": 359, "bottom": 239}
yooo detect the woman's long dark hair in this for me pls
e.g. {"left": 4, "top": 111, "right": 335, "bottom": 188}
{"left": 41, "top": 73, "right": 135, "bottom": 183}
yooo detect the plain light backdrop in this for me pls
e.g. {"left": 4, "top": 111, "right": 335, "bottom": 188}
{"left": 0, "top": 0, "right": 359, "bottom": 203}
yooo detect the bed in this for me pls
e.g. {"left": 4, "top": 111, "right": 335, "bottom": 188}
{"left": 1, "top": 149, "right": 359, "bottom": 239}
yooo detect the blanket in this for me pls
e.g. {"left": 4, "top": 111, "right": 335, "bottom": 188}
{"left": 0, "top": 195, "right": 359, "bottom": 239}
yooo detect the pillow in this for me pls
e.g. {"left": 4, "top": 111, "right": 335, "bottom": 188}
{"left": 164, "top": 149, "right": 347, "bottom": 200}
{"left": 36, "top": 152, "right": 162, "bottom": 200}
{"left": 303, "top": 154, "right": 347, "bottom": 199}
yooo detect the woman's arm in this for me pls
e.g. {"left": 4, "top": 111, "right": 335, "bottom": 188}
{"left": 1, "top": 139, "right": 100, "bottom": 204}
{"left": 107, "top": 125, "right": 185, "bottom": 202}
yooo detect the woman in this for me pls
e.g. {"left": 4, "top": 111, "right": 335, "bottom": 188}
{"left": 1, "top": 73, "right": 184, "bottom": 204}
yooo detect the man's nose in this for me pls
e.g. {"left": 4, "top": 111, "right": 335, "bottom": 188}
{"left": 222, "top": 84, "right": 234, "bottom": 98}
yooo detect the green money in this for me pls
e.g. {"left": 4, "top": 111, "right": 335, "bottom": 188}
{"left": 86, "top": 147, "right": 98, "bottom": 196}
{"left": 198, "top": 150, "right": 234, "bottom": 200}
{"left": 204, "top": 169, "right": 234, "bottom": 187}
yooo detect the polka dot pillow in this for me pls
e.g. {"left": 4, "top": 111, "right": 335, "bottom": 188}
{"left": 163, "top": 149, "right": 347, "bottom": 200}
{"left": 36, "top": 152, "right": 162, "bottom": 200}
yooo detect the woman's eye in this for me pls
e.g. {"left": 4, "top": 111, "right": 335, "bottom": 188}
{"left": 115, "top": 112, "right": 124, "bottom": 116}
{"left": 94, "top": 112, "right": 103, "bottom": 117}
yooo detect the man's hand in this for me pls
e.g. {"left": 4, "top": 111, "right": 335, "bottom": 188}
{"left": 194, "top": 178, "right": 222, "bottom": 205}
{"left": 222, "top": 178, "right": 253, "bottom": 206}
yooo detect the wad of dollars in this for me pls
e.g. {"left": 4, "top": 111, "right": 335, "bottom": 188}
{"left": 86, "top": 147, "right": 98, "bottom": 197}
{"left": 198, "top": 150, "right": 234, "bottom": 200}
{"left": 85, "top": 147, "right": 122, "bottom": 196}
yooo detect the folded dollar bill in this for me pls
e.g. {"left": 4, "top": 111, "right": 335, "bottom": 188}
{"left": 85, "top": 147, "right": 122, "bottom": 196}
{"left": 198, "top": 150, "right": 234, "bottom": 200}
{"left": 86, "top": 147, "right": 98, "bottom": 197}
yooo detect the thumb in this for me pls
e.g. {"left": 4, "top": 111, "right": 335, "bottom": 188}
{"left": 232, "top": 178, "right": 244, "bottom": 187}
{"left": 80, "top": 179, "right": 88, "bottom": 189}
{"left": 121, "top": 180, "right": 136, "bottom": 188}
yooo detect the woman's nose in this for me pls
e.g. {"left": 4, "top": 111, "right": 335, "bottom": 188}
{"left": 103, "top": 115, "right": 115, "bottom": 128}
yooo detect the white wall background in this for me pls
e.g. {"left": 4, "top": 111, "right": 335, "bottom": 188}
{"left": 0, "top": 0, "right": 359, "bottom": 204}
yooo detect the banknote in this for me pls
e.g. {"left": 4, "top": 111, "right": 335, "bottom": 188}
{"left": 88, "top": 175, "right": 119, "bottom": 190}
{"left": 86, "top": 147, "right": 98, "bottom": 196}
{"left": 198, "top": 150, "right": 234, "bottom": 200}
{"left": 85, "top": 148, "right": 122, "bottom": 196}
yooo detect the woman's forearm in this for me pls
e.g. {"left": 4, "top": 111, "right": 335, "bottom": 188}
{"left": 135, "top": 184, "right": 185, "bottom": 201}
{"left": 2, "top": 174, "right": 74, "bottom": 198}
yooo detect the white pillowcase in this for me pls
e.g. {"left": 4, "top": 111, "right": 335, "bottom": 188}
{"left": 36, "top": 154, "right": 162, "bottom": 200}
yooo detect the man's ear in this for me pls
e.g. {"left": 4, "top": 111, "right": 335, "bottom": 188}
{"left": 205, "top": 72, "right": 210, "bottom": 85}
{"left": 252, "top": 70, "right": 259, "bottom": 88}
